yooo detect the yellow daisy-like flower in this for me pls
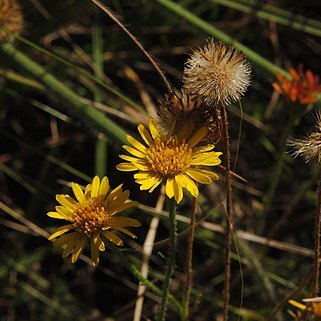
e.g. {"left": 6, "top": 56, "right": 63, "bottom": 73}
{"left": 47, "top": 176, "right": 140, "bottom": 266}
{"left": 116, "top": 118, "right": 222, "bottom": 204}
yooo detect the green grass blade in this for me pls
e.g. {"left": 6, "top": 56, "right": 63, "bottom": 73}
{"left": 15, "top": 34, "right": 145, "bottom": 113}
{"left": 211, "top": 0, "right": 321, "bottom": 37}
{"left": 155, "top": 0, "right": 287, "bottom": 76}
{"left": 0, "top": 42, "right": 127, "bottom": 143}
{"left": 93, "top": 7, "right": 108, "bottom": 177}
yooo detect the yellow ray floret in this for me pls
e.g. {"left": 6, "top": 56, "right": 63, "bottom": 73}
{"left": 47, "top": 176, "right": 140, "bottom": 266}
{"left": 117, "top": 118, "right": 222, "bottom": 204}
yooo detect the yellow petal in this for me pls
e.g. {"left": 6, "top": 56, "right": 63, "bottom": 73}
{"left": 185, "top": 177, "right": 199, "bottom": 198}
{"left": 175, "top": 174, "right": 198, "bottom": 198}
{"left": 106, "top": 184, "right": 123, "bottom": 204}
{"left": 186, "top": 168, "right": 218, "bottom": 184}
{"left": 47, "top": 211, "right": 68, "bottom": 220}
{"left": 149, "top": 118, "right": 160, "bottom": 139}
{"left": 48, "top": 224, "right": 74, "bottom": 240}
{"left": 71, "top": 236, "right": 86, "bottom": 263}
{"left": 288, "top": 300, "right": 308, "bottom": 311}
{"left": 136, "top": 174, "right": 162, "bottom": 191}
{"left": 91, "top": 176, "right": 100, "bottom": 198}
{"left": 119, "top": 154, "right": 140, "bottom": 163}
{"left": 123, "top": 145, "right": 146, "bottom": 158}
{"left": 138, "top": 124, "right": 153, "bottom": 146}
{"left": 116, "top": 162, "right": 139, "bottom": 172}
{"left": 84, "top": 183, "right": 91, "bottom": 195}
{"left": 62, "top": 234, "right": 81, "bottom": 258}
{"left": 108, "top": 217, "right": 141, "bottom": 227}
{"left": 56, "top": 205, "right": 73, "bottom": 217}
{"left": 173, "top": 179, "right": 183, "bottom": 203}
{"left": 56, "top": 195, "right": 76, "bottom": 210}
{"left": 90, "top": 238, "right": 99, "bottom": 267}
{"left": 102, "top": 231, "right": 123, "bottom": 246}
{"left": 94, "top": 234, "right": 105, "bottom": 251}
{"left": 132, "top": 161, "right": 150, "bottom": 171}
{"left": 191, "top": 151, "right": 222, "bottom": 166}
{"left": 107, "top": 190, "right": 130, "bottom": 214}
{"left": 134, "top": 172, "right": 162, "bottom": 186}
{"left": 134, "top": 172, "right": 154, "bottom": 180}
{"left": 114, "top": 227, "right": 137, "bottom": 238}
{"left": 166, "top": 177, "right": 175, "bottom": 199}
{"left": 53, "top": 232, "right": 78, "bottom": 247}
{"left": 188, "top": 127, "right": 208, "bottom": 148}
{"left": 109, "top": 201, "right": 139, "bottom": 216}
{"left": 126, "top": 135, "right": 147, "bottom": 152}
{"left": 99, "top": 176, "right": 109, "bottom": 197}
{"left": 149, "top": 177, "right": 163, "bottom": 192}
{"left": 72, "top": 183, "right": 84, "bottom": 203}
{"left": 193, "top": 144, "right": 215, "bottom": 153}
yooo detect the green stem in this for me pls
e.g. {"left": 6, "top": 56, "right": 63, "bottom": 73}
{"left": 157, "top": 199, "right": 178, "bottom": 321}
{"left": 261, "top": 112, "right": 297, "bottom": 223}
{"left": 108, "top": 242, "right": 182, "bottom": 312}
{"left": 211, "top": 0, "right": 321, "bottom": 38}
{"left": 15, "top": 34, "right": 145, "bottom": 113}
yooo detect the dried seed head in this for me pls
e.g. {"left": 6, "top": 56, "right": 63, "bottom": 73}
{"left": 157, "top": 89, "right": 222, "bottom": 144}
{"left": 0, "top": 0, "right": 23, "bottom": 41}
{"left": 183, "top": 39, "right": 251, "bottom": 106}
{"left": 289, "top": 110, "right": 321, "bottom": 163}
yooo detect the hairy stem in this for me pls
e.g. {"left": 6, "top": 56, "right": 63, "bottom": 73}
{"left": 108, "top": 241, "right": 182, "bottom": 312}
{"left": 157, "top": 199, "right": 178, "bottom": 321}
{"left": 221, "top": 105, "right": 232, "bottom": 321}
{"left": 182, "top": 196, "right": 197, "bottom": 320}
{"left": 312, "top": 172, "right": 321, "bottom": 296}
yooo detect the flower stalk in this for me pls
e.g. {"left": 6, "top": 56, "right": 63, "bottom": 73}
{"left": 157, "top": 199, "right": 178, "bottom": 321}
{"left": 182, "top": 196, "right": 198, "bottom": 320}
{"left": 312, "top": 172, "right": 321, "bottom": 296}
{"left": 221, "top": 105, "right": 232, "bottom": 321}
{"left": 108, "top": 240, "right": 182, "bottom": 313}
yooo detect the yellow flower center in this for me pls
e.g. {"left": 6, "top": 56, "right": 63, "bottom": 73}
{"left": 146, "top": 135, "right": 192, "bottom": 177}
{"left": 72, "top": 199, "right": 110, "bottom": 236}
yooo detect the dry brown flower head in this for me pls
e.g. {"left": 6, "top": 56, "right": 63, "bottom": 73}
{"left": 183, "top": 39, "right": 251, "bottom": 106}
{"left": 0, "top": 0, "right": 23, "bottom": 41}
{"left": 289, "top": 110, "right": 321, "bottom": 163}
{"left": 157, "top": 88, "right": 222, "bottom": 144}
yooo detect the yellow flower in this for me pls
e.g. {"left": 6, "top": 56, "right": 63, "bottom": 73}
{"left": 117, "top": 118, "right": 222, "bottom": 204}
{"left": 47, "top": 176, "right": 140, "bottom": 266}
{"left": 0, "top": 0, "right": 24, "bottom": 41}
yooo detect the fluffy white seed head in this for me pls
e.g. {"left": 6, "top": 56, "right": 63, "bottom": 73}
{"left": 183, "top": 39, "right": 251, "bottom": 106}
{"left": 289, "top": 110, "right": 321, "bottom": 163}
